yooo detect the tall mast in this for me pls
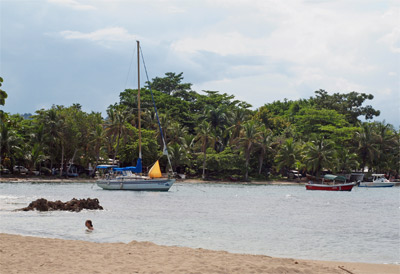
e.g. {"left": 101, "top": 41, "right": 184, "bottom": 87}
{"left": 137, "top": 40, "right": 142, "bottom": 159}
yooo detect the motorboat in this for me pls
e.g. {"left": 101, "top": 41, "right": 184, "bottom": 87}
{"left": 359, "top": 174, "right": 394, "bottom": 187}
{"left": 306, "top": 174, "right": 356, "bottom": 191}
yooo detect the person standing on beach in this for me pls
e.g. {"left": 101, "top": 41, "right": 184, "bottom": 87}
{"left": 85, "top": 220, "right": 94, "bottom": 231}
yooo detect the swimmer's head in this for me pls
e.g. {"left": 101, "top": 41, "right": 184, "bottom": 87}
{"left": 85, "top": 220, "right": 93, "bottom": 230}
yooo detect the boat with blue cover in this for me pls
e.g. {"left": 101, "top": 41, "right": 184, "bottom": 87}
{"left": 96, "top": 41, "right": 175, "bottom": 191}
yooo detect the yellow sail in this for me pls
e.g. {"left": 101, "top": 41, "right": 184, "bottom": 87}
{"left": 148, "top": 160, "right": 162, "bottom": 178}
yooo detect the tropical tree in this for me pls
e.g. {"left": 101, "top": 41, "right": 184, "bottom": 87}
{"left": 0, "top": 77, "right": 9, "bottom": 170}
{"left": 227, "top": 108, "right": 249, "bottom": 145}
{"left": 294, "top": 107, "right": 349, "bottom": 139}
{"left": 336, "top": 148, "right": 359, "bottom": 174}
{"left": 0, "top": 121, "right": 24, "bottom": 171}
{"left": 255, "top": 126, "right": 275, "bottom": 175}
{"left": 204, "top": 105, "right": 230, "bottom": 132}
{"left": 0, "top": 77, "right": 7, "bottom": 107}
{"left": 27, "top": 143, "right": 46, "bottom": 173}
{"left": 371, "top": 121, "right": 398, "bottom": 173}
{"left": 89, "top": 123, "right": 105, "bottom": 168}
{"left": 105, "top": 105, "right": 130, "bottom": 165}
{"left": 302, "top": 138, "right": 337, "bottom": 178}
{"left": 355, "top": 123, "right": 377, "bottom": 172}
{"left": 168, "top": 143, "right": 188, "bottom": 173}
{"left": 311, "top": 89, "right": 380, "bottom": 124}
{"left": 195, "top": 120, "right": 213, "bottom": 179}
{"left": 27, "top": 123, "right": 47, "bottom": 173}
{"left": 146, "top": 72, "right": 192, "bottom": 96}
{"left": 167, "top": 122, "right": 188, "bottom": 146}
{"left": 275, "top": 138, "right": 299, "bottom": 175}
{"left": 239, "top": 120, "right": 262, "bottom": 181}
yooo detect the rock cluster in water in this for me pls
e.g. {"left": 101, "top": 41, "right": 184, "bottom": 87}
{"left": 19, "top": 198, "right": 103, "bottom": 212}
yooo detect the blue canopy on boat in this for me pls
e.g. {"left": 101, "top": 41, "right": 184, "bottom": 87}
{"left": 114, "top": 158, "right": 142, "bottom": 173}
{"left": 96, "top": 165, "right": 118, "bottom": 169}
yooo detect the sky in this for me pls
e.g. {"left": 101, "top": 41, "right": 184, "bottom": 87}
{"left": 1, "top": 0, "right": 399, "bottom": 126}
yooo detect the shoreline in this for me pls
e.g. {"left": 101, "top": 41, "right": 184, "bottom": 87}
{"left": 0, "top": 175, "right": 304, "bottom": 185}
{"left": 0, "top": 233, "right": 398, "bottom": 274}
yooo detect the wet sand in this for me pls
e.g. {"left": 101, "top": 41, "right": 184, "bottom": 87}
{"left": 1, "top": 233, "right": 398, "bottom": 274}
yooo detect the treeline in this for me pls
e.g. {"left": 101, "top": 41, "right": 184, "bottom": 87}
{"left": 0, "top": 73, "right": 399, "bottom": 180}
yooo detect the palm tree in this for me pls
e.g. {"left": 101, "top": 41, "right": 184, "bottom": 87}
{"left": 168, "top": 143, "right": 188, "bottom": 173}
{"left": 302, "top": 138, "right": 337, "bottom": 178}
{"left": 28, "top": 124, "right": 47, "bottom": 173}
{"left": 167, "top": 122, "right": 188, "bottom": 146}
{"left": 105, "top": 105, "right": 130, "bottom": 165}
{"left": 0, "top": 122, "right": 23, "bottom": 172}
{"left": 275, "top": 138, "right": 298, "bottom": 175}
{"left": 255, "top": 126, "right": 275, "bottom": 175}
{"left": 27, "top": 143, "right": 46, "bottom": 173}
{"left": 0, "top": 77, "right": 7, "bottom": 106}
{"left": 336, "top": 148, "right": 359, "bottom": 173}
{"left": 227, "top": 108, "right": 248, "bottom": 146}
{"left": 195, "top": 120, "right": 213, "bottom": 179}
{"left": 372, "top": 121, "right": 397, "bottom": 173}
{"left": 355, "top": 123, "right": 377, "bottom": 172}
{"left": 239, "top": 120, "right": 262, "bottom": 181}
{"left": 89, "top": 124, "right": 105, "bottom": 168}
{"left": 37, "top": 107, "right": 65, "bottom": 172}
{"left": 203, "top": 105, "right": 231, "bottom": 152}
{"left": 204, "top": 105, "right": 230, "bottom": 132}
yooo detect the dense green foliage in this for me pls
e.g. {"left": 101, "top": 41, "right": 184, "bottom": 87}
{"left": 0, "top": 74, "right": 399, "bottom": 180}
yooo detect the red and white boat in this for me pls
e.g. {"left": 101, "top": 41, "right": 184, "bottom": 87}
{"left": 306, "top": 174, "right": 356, "bottom": 191}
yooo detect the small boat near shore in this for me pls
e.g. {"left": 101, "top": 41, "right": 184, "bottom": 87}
{"left": 96, "top": 176, "right": 174, "bottom": 191}
{"left": 358, "top": 174, "right": 394, "bottom": 188}
{"left": 306, "top": 174, "right": 355, "bottom": 191}
{"left": 96, "top": 162, "right": 174, "bottom": 191}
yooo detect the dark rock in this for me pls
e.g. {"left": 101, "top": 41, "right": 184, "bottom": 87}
{"left": 18, "top": 198, "right": 103, "bottom": 212}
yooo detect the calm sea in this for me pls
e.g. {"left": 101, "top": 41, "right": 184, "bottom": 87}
{"left": 0, "top": 182, "right": 398, "bottom": 264}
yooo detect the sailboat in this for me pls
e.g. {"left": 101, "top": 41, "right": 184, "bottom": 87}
{"left": 96, "top": 41, "right": 175, "bottom": 191}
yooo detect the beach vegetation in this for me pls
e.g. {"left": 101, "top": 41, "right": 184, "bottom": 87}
{"left": 0, "top": 74, "right": 398, "bottom": 180}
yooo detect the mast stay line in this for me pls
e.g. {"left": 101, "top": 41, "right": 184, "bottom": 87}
{"left": 138, "top": 42, "right": 173, "bottom": 173}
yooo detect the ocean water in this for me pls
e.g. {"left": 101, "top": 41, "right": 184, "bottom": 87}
{"left": 0, "top": 181, "right": 399, "bottom": 264}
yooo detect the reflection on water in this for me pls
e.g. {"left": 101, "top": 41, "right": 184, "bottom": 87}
{"left": 0, "top": 182, "right": 399, "bottom": 264}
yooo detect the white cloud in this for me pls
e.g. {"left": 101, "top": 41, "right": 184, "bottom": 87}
{"left": 377, "top": 7, "right": 400, "bottom": 53}
{"left": 59, "top": 27, "right": 137, "bottom": 43}
{"left": 193, "top": 73, "right": 301, "bottom": 109}
{"left": 172, "top": 32, "right": 263, "bottom": 56}
{"left": 172, "top": 0, "right": 398, "bottom": 104}
{"left": 379, "top": 27, "right": 400, "bottom": 53}
{"left": 3, "top": 0, "right": 399, "bottom": 126}
{"left": 378, "top": 88, "right": 393, "bottom": 96}
{"left": 48, "top": 0, "right": 96, "bottom": 10}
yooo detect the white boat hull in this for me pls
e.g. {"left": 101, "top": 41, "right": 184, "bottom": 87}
{"left": 97, "top": 178, "right": 175, "bottom": 191}
{"left": 358, "top": 182, "right": 394, "bottom": 187}
{"left": 359, "top": 174, "right": 395, "bottom": 188}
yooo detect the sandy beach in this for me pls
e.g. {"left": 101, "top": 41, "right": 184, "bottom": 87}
{"left": 0, "top": 233, "right": 398, "bottom": 274}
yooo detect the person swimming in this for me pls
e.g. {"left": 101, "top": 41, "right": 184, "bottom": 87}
{"left": 85, "top": 220, "right": 94, "bottom": 231}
